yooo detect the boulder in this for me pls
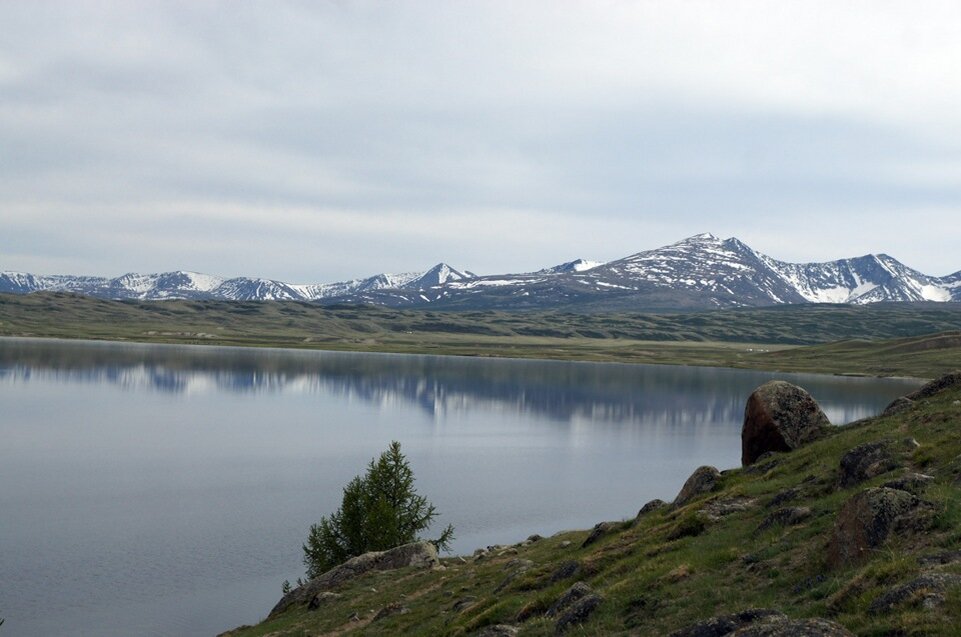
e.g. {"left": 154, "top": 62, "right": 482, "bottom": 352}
{"left": 881, "top": 472, "right": 934, "bottom": 495}
{"left": 701, "top": 497, "right": 757, "bottom": 521}
{"left": 904, "top": 371, "right": 961, "bottom": 401}
{"left": 269, "top": 541, "right": 438, "bottom": 617}
{"left": 307, "top": 591, "right": 341, "bottom": 610}
{"left": 742, "top": 381, "right": 830, "bottom": 466}
{"left": 756, "top": 507, "right": 813, "bottom": 533}
{"left": 732, "top": 618, "right": 854, "bottom": 636}
{"left": 881, "top": 396, "right": 914, "bottom": 417}
{"left": 472, "top": 625, "right": 519, "bottom": 637}
{"left": 637, "top": 498, "right": 667, "bottom": 519}
{"left": 674, "top": 466, "right": 722, "bottom": 506}
{"left": 869, "top": 573, "right": 961, "bottom": 613}
{"left": 554, "top": 593, "right": 602, "bottom": 634}
{"left": 837, "top": 441, "right": 900, "bottom": 488}
{"left": 827, "top": 488, "right": 931, "bottom": 568}
{"left": 546, "top": 582, "right": 594, "bottom": 618}
{"left": 582, "top": 521, "right": 616, "bottom": 548}
{"left": 669, "top": 609, "right": 788, "bottom": 636}
{"left": 549, "top": 560, "right": 581, "bottom": 583}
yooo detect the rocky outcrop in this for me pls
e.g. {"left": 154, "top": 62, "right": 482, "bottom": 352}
{"left": 904, "top": 371, "right": 961, "bottom": 401}
{"left": 732, "top": 617, "right": 853, "bottom": 636}
{"left": 269, "top": 541, "right": 438, "bottom": 617}
{"left": 545, "top": 582, "right": 602, "bottom": 634}
{"left": 674, "top": 466, "right": 722, "bottom": 506}
{"left": 827, "top": 488, "right": 932, "bottom": 568}
{"left": 637, "top": 498, "right": 667, "bottom": 519}
{"left": 869, "top": 573, "right": 961, "bottom": 613}
{"left": 582, "top": 521, "right": 616, "bottom": 548}
{"left": 670, "top": 609, "right": 852, "bottom": 636}
{"left": 670, "top": 609, "right": 787, "bottom": 636}
{"left": 756, "top": 507, "right": 813, "bottom": 533}
{"left": 837, "top": 441, "right": 900, "bottom": 488}
{"left": 881, "top": 396, "right": 914, "bottom": 417}
{"left": 742, "top": 381, "right": 830, "bottom": 466}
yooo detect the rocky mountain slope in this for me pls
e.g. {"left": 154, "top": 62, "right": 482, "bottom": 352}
{"left": 3, "top": 234, "right": 958, "bottom": 309}
{"left": 223, "top": 373, "right": 961, "bottom": 636}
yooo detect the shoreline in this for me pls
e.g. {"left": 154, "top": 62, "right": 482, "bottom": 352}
{"left": 0, "top": 332, "right": 932, "bottom": 381}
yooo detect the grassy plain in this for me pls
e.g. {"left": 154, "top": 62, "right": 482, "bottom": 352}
{"left": 2, "top": 293, "right": 961, "bottom": 378}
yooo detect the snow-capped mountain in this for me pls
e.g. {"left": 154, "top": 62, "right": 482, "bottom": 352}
{"left": 2, "top": 235, "right": 958, "bottom": 309}
{"left": 0, "top": 263, "right": 473, "bottom": 302}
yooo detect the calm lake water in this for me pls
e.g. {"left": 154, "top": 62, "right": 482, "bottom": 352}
{"left": 0, "top": 337, "right": 921, "bottom": 636}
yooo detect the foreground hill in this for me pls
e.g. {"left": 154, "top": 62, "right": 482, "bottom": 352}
{"left": 224, "top": 375, "right": 961, "bottom": 636}
{"left": 3, "top": 234, "right": 959, "bottom": 310}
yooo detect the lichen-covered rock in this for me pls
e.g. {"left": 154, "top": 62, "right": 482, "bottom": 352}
{"left": 637, "top": 498, "right": 667, "bottom": 519}
{"left": 582, "top": 521, "right": 616, "bottom": 548}
{"left": 882, "top": 472, "right": 934, "bottom": 495}
{"left": 904, "top": 371, "right": 961, "bottom": 401}
{"left": 674, "top": 466, "right": 722, "bottom": 506}
{"left": 669, "top": 609, "right": 788, "bottom": 636}
{"left": 827, "top": 487, "right": 931, "bottom": 568}
{"left": 756, "top": 507, "right": 813, "bottom": 533}
{"left": 732, "top": 617, "right": 854, "bottom": 636}
{"left": 837, "top": 441, "right": 900, "bottom": 488}
{"left": 702, "top": 497, "right": 757, "bottom": 521}
{"left": 554, "top": 593, "right": 602, "bottom": 634}
{"left": 472, "top": 625, "right": 519, "bottom": 636}
{"left": 269, "top": 541, "right": 438, "bottom": 617}
{"left": 881, "top": 396, "right": 914, "bottom": 417}
{"left": 742, "top": 381, "right": 830, "bottom": 466}
{"left": 869, "top": 573, "right": 961, "bottom": 613}
{"left": 546, "top": 582, "right": 594, "bottom": 618}
{"left": 307, "top": 591, "right": 341, "bottom": 610}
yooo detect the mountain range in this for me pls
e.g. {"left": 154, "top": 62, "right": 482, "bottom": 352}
{"left": 3, "top": 233, "right": 959, "bottom": 310}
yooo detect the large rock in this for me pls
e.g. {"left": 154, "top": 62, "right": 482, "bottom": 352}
{"left": 269, "top": 541, "right": 438, "bottom": 617}
{"left": 869, "top": 573, "right": 961, "bottom": 613}
{"left": 837, "top": 441, "right": 900, "bottom": 488}
{"left": 732, "top": 618, "right": 853, "bottom": 636}
{"left": 674, "top": 466, "right": 722, "bottom": 506}
{"left": 742, "top": 381, "right": 830, "bottom": 466}
{"left": 669, "top": 609, "right": 787, "bottom": 636}
{"left": 827, "top": 488, "right": 931, "bottom": 568}
{"left": 670, "top": 610, "right": 852, "bottom": 636}
{"left": 904, "top": 371, "right": 961, "bottom": 401}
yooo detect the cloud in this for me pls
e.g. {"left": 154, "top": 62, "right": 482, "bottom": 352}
{"left": 1, "top": 1, "right": 961, "bottom": 281}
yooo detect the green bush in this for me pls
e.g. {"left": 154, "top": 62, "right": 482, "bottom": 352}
{"left": 302, "top": 441, "right": 454, "bottom": 578}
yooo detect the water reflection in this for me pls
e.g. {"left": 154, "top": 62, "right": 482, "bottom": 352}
{"left": 0, "top": 337, "right": 921, "bottom": 427}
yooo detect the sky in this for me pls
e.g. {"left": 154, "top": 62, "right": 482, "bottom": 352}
{"left": 2, "top": 1, "right": 961, "bottom": 283}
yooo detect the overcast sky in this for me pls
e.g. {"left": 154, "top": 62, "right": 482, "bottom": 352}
{"left": 2, "top": 1, "right": 960, "bottom": 282}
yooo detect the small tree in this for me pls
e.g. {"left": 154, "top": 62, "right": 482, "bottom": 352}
{"left": 303, "top": 441, "right": 454, "bottom": 578}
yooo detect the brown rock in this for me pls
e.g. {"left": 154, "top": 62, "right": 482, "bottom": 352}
{"left": 674, "top": 466, "right": 722, "bottom": 506}
{"left": 881, "top": 396, "right": 914, "bottom": 417}
{"left": 827, "top": 487, "right": 931, "bottom": 568}
{"left": 742, "top": 381, "right": 830, "bottom": 466}
{"left": 582, "top": 521, "right": 616, "bottom": 548}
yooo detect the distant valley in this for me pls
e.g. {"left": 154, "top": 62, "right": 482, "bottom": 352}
{"left": 3, "top": 233, "right": 959, "bottom": 310}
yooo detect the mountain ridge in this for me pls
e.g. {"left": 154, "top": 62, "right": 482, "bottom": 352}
{"left": 2, "top": 235, "right": 958, "bottom": 309}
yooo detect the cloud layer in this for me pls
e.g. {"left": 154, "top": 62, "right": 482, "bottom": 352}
{"left": 2, "top": 1, "right": 960, "bottom": 281}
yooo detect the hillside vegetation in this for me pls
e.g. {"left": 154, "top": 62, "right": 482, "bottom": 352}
{"left": 223, "top": 377, "right": 961, "bottom": 636}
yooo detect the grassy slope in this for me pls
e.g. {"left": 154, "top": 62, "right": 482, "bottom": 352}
{"left": 2, "top": 293, "right": 961, "bottom": 377}
{"left": 227, "top": 384, "right": 961, "bottom": 636}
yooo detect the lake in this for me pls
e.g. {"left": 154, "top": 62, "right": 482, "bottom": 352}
{"left": 0, "top": 337, "right": 921, "bottom": 636}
